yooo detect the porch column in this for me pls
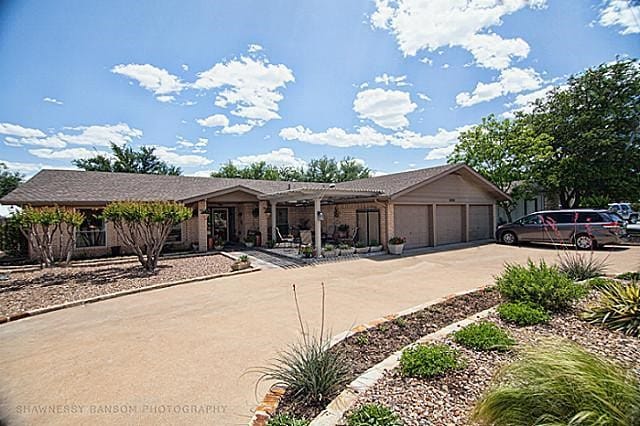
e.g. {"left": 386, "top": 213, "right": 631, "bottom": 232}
{"left": 197, "top": 200, "right": 208, "bottom": 252}
{"left": 258, "top": 200, "right": 268, "bottom": 246}
{"left": 314, "top": 198, "right": 322, "bottom": 257}
{"left": 271, "top": 200, "right": 277, "bottom": 241}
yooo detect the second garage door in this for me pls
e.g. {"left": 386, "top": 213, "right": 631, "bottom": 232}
{"left": 436, "top": 205, "right": 464, "bottom": 245}
{"left": 394, "top": 205, "right": 432, "bottom": 249}
{"left": 469, "top": 204, "right": 493, "bottom": 240}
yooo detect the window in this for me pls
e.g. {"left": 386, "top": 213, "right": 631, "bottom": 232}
{"left": 356, "top": 209, "right": 380, "bottom": 245}
{"left": 166, "top": 223, "right": 183, "bottom": 243}
{"left": 542, "top": 212, "right": 574, "bottom": 224}
{"left": 76, "top": 209, "right": 106, "bottom": 248}
{"left": 577, "top": 212, "right": 605, "bottom": 223}
{"left": 519, "top": 214, "right": 542, "bottom": 225}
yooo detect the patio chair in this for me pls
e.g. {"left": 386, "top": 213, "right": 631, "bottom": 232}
{"left": 349, "top": 226, "right": 359, "bottom": 245}
{"left": 299, "top": 230, "right": 313, "bottom": 248}
{"left": 275, "top": 227, "right": 295, "bottom": 248}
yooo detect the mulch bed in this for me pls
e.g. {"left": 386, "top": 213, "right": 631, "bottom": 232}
{"left": 0, "top": 254, "right": 234, "bottom": 318}
{"left": 354, "top": 292, "right": 640, "bottom": 425}
{"left": 276, "top": 287, "right": 502, "bottom": 420}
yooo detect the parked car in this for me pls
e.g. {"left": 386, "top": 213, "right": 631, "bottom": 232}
{"left": 608, "top": 203, "right": 638, "bottom": 224}
{"left": 496, "top": 209, "right": 624, "bottom": 249}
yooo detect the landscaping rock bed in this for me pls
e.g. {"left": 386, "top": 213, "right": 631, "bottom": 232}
{"left": 275, "top": 287, "right": 501, "bottom": 420}
{"left": 353, "top": 293, "right": 640, "bottom": 426}
{"left": 0, "top": 254, "right": 234, "bottom": 318}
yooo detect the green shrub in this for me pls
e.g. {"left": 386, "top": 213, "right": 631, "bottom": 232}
{"left": 582, "top": 281, "right": 640, "bottom": 336}
{"left": 400, "top": 344, "right": 464, "bottom": 378}
{"left": 557, "top": 251, "right": 608, "bottom": 281}
{"left": 473, "top": 340, "right": 640, "bottom": 426}
{"left": 453, "top": 321, "right": 515, "bottom": 351}
{"left": 497, "top": 302, "right": 550, "bottom": 326}
{"left": 495, "top": 260, "right": 587, "bottom": 312}
{"left": 587, "top": 276, "right": 618, "bottom": 289}
{"left": 267, "top": 414, "right": 310, "bottom": 426}
{"left": 617, "top": 271, "right": 640, "bottom": 281}
{"left": 346, "top": 404, "right": 402, "bottom": 426}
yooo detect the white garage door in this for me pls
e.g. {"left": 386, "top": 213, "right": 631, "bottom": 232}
{"left": 436, "top": 205, "right": 464, "bottom": 245}
{"left": 469, "top": 205, "right": 493, "bottom": 241}
{"left": 394, "top": 205, "right": 432, "bottom": 249}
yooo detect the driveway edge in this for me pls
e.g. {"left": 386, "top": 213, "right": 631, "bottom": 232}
{"left": 249, "top": 284, "right": 491, "bottom": 426}
{"left": 0, "top": 266, "right": 259, "bottom": 325}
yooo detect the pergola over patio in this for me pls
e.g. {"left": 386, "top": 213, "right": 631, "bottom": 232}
{"left": 258, "top": 187, "right": 384, "bottom": 256}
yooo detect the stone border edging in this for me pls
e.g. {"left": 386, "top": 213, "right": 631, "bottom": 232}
{"left": 248, "top": 284, "right": 491, "bottom": 426}
{"left": 310, "top": 307, "right": 495, "bottom": 426}
{"left": 0, "top": 266, "right": 259, "bottom": 325}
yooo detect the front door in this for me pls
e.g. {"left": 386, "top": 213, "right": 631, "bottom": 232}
{"left": 210, "top": 208, "right": 229, "bottom": 242}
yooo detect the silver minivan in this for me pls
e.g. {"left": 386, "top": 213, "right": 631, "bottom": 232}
{"left": 496, "top": 209, "right": 624, "bottom": 249}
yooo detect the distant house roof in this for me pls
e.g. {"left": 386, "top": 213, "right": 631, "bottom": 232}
{"left": 0, "top": 163, "right": 509, "bottom": 205}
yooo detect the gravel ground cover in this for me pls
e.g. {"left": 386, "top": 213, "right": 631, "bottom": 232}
{"left": 354, "top": 292, "right": 640, "bottom": 425}
{"left": 275, "top": 287, "right": 502, "bottom": 419}
{"left": 0, "top": 254, "right": 234, "bottom": 318}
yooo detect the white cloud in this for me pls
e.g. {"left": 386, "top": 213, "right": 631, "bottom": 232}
{"left": 193, "top": 56, "right": 294, "bottom": 131}
{"left": 279, "top": 125, "right": 389, "bottom": 148}
{"left": 374, "top": 73, "right": 409, "bottom": 86}
{"left": 0, "top": 159, "right": 54, "bottom": 176}
{"left": 417, "top": 92, "right": 431, "bottom": 101}
{"left": 370, "top": 0, "right": 545, "bottom": 69}
{"left": 234, "top": 147, "right": 306, "bottom": 168}
{"left": 181, "top": 64, "right": 189, "bottom": 71}
{"left": 353, "top": 88, "right": 416, "bottom": 130}
{"left": 425, "top": 145, "right": 457, "bottom": 160}
{"left": 43, "top": 97, "right": 63, "bottom": 105}
{"left": 248, "top": 43, "right": 263, "bottom": 53}
{"left": 456, "top": 67, "right": 542, "bottom": 107}
{"left": 0, "top": 123, "right": 46, "bottom": 138}
{"left": 188, "top": 169, "right": 216, "bottom": 177}
{"left": 156, "top": 95, "right": 175, "bottom": 103}
{"left": 150, "top": 146, "right": 212, "bottom": 167}
{"left": 195, "top": 138, "right": 208, "bottom": 147}
{"left": 3, "top": 123, "right": 142, "bottom": 149}
{"left": 111, "top": 64, "right": 186, "bottom": 101}
{"left": 29, "top": 147, "right": 109, "bottom": 160}
{"left": 196, "top": 114, "right": 229, "bottom": 128}
{"left": 419, "top": 57, "right": 433, "bottom": 65}
{"left": 280, "top": 123, "right": 472, "bottom": 150}
{"left": 599, "top": 0, "right": 640, "bottom": 34}
{"left": 220, "top": 123, "right": 254, "bottom": 135}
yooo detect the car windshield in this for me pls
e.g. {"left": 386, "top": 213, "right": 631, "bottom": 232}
{"left": 607, "top": 212, "right": 624, "bottom": 222}
{"left": 620, "top": 204, "right": 630, "bottom": 212}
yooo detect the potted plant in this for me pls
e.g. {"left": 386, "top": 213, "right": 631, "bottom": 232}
{"left": 323, "top": 244, "right": 337, "bottom": 257}
{"left": 354, "top": 241, "right": 369, "bottom": 254}
{"left": 243, "top": 235, "right": 255, "bottom": 248}
{"left": 231, "top": 254, "right": 251, "bottom": 271}
{"left": 369, "top": 239, "right": 383, "bottom": 252}
{"left": 214, "top": 237, "right": 225, "bottom": 251}
{"left": 300, "top": 245, "right": 314, "bottom": 258}
{"left": 338, "top": 243, "right": 354, "bottom": 255}
{"left": 388, "top": 236, "right": 406, "bottom": 255}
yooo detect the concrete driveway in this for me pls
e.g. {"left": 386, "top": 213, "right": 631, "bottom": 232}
{"left": 1, "top": 243, "right": 638, "bottom": 425}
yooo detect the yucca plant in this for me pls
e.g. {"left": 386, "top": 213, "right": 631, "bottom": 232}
{"left": 557, "top": 251, "right": 609, "bottom": 281}
{"left": 582, "top": 280, "right": 640, "bottom": 336}
{"left": 346, "top": 403, "right": 402, "bottom": 426}
{"left": 256, "top": 283, "right": 349, "bottom": 406}
{"left": 473, "top": 339, "right": 640, "bottom": 426}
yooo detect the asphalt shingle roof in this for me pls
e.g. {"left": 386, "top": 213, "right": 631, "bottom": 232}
{"left": 0, "top": 163, "right": 503, "bottom": 205}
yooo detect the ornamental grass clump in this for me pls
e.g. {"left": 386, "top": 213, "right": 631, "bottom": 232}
{"left": 257, "top": 283, "right": 349, "bottom": 407}
{"left": 400, "top": 343, "right": 464, "bottom": 378}
{"left": 267, "top": 414, "right": 310, "bottom": 426}
{"left": 558, "top": 251, "right": 609, "bottom": 281}
{"left": 497, "top": 302, "right": 550, "bottom": 326}
{"left": 582, "top": 280, "right": 640, "bottom": 336}
{"left": 495, "top": 260, "right": 587, "bottom": 312}
{"left": 453, "top": 321, "right": 515, "bottom": 351}
{"left": 473, "top": 339, "right": 640, "bottom": 426}
{"left": 346, "top": 404, "right": 402, "bottom": 426}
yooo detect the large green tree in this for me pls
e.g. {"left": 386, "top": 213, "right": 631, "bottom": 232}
{"left": 211, "top": 156, "right": 371, "bottom": 183}
{"left": 524, "top": 59, "right": 640, "bottom": 207}
{"left": 0, "top": 162, "right": 23, "bottom": 198}
{"left": 449, "top": 115, "right": 554, "bottom": 221}
{"left": 73, "top": 143, "right": 182, "bottom": 175}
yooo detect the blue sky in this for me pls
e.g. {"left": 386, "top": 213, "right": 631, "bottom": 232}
{"left": 0, "top": 0, "right": 639, "bottom": 178}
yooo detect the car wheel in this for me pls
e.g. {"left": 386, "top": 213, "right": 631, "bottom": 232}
{"left": 500, "top": 231, "right": 518, "bottom": 245}
{"left": 575, "top": 234, "right": 595, "bottom": 250}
